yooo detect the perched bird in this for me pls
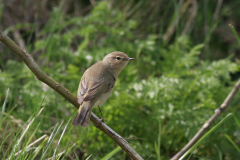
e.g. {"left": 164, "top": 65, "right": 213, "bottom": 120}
{"left": 72, "top": 51, "right": 134, "bottom": 127}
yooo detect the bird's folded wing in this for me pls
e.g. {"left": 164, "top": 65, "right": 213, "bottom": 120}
{"left": 77, "top": 77, "right": 87, "bottom": 104}
{"left": 83, "top": 81, "right": 109, "bottom": 101}
{"left": 77, "top": 76, "right": 114, "bottom": 103}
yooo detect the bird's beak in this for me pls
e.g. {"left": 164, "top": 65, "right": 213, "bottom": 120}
{"left": 128, "top": 58, "right": 135, "bottom": 61}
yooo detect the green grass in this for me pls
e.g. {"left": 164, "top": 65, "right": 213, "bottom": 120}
{"left": 0, "top": 89, "right": 74, "bottom": 160}
{"left": 180, "top": 113, "right": 233, "bottom": 160}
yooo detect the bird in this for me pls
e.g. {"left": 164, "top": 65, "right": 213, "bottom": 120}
{"left": 72, "top": 51, "right": 134, "bottom": 127}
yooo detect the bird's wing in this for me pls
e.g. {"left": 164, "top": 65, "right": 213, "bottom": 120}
{"left": 77, "top": 75, "right": 115, "bottom": 103}
{"left": 77, "top": 76, "right": 88, "bottom": 104}
{"left": 83, "top": 82, "right": 109, "bottom": 101}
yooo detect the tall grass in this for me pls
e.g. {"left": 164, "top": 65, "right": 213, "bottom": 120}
{"left": 0, "top": 89, "right": 73, "bottom": 160}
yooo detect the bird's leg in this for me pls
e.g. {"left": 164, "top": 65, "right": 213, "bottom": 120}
{"left": 98, "top": 106, "right": 104, "bottom": 122}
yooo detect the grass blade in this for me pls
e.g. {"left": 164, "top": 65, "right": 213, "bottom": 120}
{"left": 29, "top": 138, "right": 49, "bottom": 160}
{"left": 100, "top": 146, "right": 121, "bottom": 160}
{"left": 58, "top": 143, "right": 76, "bottom": 160}
{"left": 7, "top": 107, "right": 44, "bottom": 160}
{"left": 86, "top": 154, "right": 92, "bottom": 160}
{"left": 233, "top": 116, "right": 240, "bottom": 129}
{"left": 157, "top": 119, "right": 161, "bottom": 160}
{"left": 179, "top": 113, "right": 233, "bottom": 160}
{"left": 229, "top": 24, "right": 240, "bottom": 47}
{"left": 213, "top": 144, "right": 222, "bottom": 160}
{"left": 41, "top": 121, "right": 63, "bottom": 160}
{"left": 16, "top": 123, "right": 41, "bottom": 159}
{"left": 225, "top": 134, "right": 240, "bottom": 153}
{"left": 0, "top": 88, "right": 9, "bottom": 128}
{"left": 52, "top": 118, "right": 71, "bottom": 159}
{"left": 154, "top": 142, "right": 160, "bottom": 160}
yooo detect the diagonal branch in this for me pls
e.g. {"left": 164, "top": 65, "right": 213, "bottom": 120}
{"left": 0, "top": 30, "right": 143, "bottom": 160}
{"left": 171, "top": 79, "right": 240, "bottom": 160}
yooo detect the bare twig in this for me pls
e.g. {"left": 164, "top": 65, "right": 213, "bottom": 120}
{"left": 46, "top": 150, "right": 66, "bottom": 160}
{"left": 171, "top": 79, "right": 240, "bottom": 160}
{"left": 0, "top": 30, "right": 143, "bottom": 160}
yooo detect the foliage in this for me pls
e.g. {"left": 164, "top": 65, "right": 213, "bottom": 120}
{"left": 1, "top": 1, "right": 240, "bottom": 160}
{"left": 0, "top": 90, "right": 74, "bottom": 160}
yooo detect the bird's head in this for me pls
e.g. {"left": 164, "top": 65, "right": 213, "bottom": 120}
{"left": 103, "top": 51, "right": 134, "bottom": 77}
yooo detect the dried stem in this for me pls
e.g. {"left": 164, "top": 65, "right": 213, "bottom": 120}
{"left": 46, "top": 150, "right": 66, "bottom": 160}
{"left": 5, "top": 134, "right": 49, "bottom": 160}
{"left": 0, "top": 30, "right": 143, "bottom": 160}
{"left": 171, "top": 79, "right": 240, "bottom": 160}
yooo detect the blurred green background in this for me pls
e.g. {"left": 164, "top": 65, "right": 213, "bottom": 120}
{"left": 1, "top": 0, "right": 240, "bottom": 159}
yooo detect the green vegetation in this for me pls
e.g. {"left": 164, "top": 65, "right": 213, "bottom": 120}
{"left": 1, "top": 1, "right": 240, "bottom": 159}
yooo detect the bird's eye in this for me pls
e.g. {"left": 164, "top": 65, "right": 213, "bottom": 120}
{"left": 116, "top": 57, "right": 121, "bottom": 60}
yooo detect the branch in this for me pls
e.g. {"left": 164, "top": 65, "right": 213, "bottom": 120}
{"left": 0, "top": 30, "right": 143, "bottom": 160}
{"left": 171, "top": 79, "right": 240, "bottom": 160}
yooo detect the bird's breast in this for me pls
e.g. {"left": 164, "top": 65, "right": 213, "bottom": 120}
{"left": 95, "top": 88, "right": 113, "bottom": 107}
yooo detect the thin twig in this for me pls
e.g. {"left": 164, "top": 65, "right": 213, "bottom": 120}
{"left": 171, "top": 79, "right": 240, "bottom": 160}
{"left": 0, "top": 30, "right": 143, "bottom": 160}
{"left": 46, "top": 150, "right": 66, "bottom": 160}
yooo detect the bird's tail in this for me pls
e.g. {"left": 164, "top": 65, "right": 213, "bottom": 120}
{"left": 72, "top": 101, "right": 92, "bottom": 127}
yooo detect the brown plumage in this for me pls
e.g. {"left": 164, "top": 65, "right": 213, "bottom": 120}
{"left": 72, "top": 51, "right": 134, "bottom": 127}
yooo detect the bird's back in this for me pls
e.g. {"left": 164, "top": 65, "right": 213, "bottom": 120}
{"left": 77, "top": 61, "right": 116, "bottom": 105}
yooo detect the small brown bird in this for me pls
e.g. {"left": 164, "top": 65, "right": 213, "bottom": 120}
{"left": 72, "top": 51, "right": 134, "bottom": 127}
